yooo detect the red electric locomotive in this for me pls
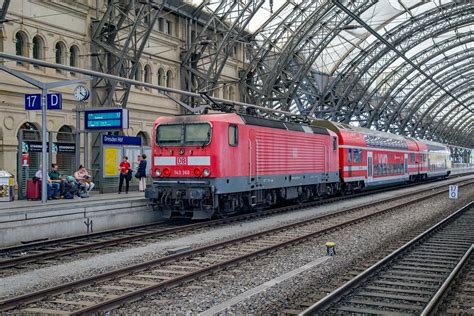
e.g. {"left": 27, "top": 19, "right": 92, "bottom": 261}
{"left": 146, "top": 113, "right": 340, "bottom": 219}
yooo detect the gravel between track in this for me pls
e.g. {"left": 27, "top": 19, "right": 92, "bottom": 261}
{"left": 112, "top": 184, "right": 474, "bottom": 315}
{"left": 0, "top": 177, "right": 471, "bottom": 304}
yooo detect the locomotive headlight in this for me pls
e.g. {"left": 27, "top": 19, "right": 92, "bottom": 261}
{"left": 155, "top": 169, "right": 161, "bottom": 176}
{"left": 203, "top": 168, "right": 210, "bottom": 177}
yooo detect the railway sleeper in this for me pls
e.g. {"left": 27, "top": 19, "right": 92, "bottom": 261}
{"left": 364, "top": 286, "right": 433, "bottom": 296}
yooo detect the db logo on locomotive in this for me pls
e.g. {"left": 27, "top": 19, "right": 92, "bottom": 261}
{"left": 177, "top": 157, "right": 187, "bottom": 165}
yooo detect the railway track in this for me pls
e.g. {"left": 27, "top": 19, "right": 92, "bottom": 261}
{"left": 422, "top": 245, "right": 474, "bottom": 315}
{"left": 301, "top": 201, "right": 474, "bottom": 315}
{"left": 1, "top": 180, "right": 471, "bottom": 315}
{"left": 0, "top": 176, "right": 470, "bottom": 276}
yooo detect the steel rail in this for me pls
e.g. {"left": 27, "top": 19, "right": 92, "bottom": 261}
{"left": 1, "top": 181, "right": 471, "bottom": 314}
{"left": 421, "top": 244, "right": 474, "bottom": 316}
{"left": 300, "top": 200, "right": 474, "bottom": 315}
{"left": 0, "top": 176, "right": 469, "bottom": 272}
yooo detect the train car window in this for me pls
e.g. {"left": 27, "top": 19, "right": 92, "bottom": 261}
{"left": 332, "top": 137, "right": 337, "bottom": 151}
{"left": 229, "top": 125, "right": 238, "bottom": 146}
{"left": 348, "top": 148, "right": 352, "bottom": 163}
{"left": 410, "top": 153, "right": 415, "bottom": 161}
{"left": 355, "top": 149, "right": 363, "bottom": 163}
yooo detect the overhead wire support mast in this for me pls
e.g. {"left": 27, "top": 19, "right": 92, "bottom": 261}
{"left": 332, "top": 0, "right": 473, "bottom": 115}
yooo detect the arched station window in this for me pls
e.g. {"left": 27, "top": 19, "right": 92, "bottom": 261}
{"left": 15, "top": 31, "right": 28, "bottom": 65}
{"left": 166, "top": 70, "right": 173, "bottom": 88}
{"left": 158, "top": 68, "right": 165, "bottom": 86}
{"left": 69, "top": 45, "right": 79, "bottom": 75}
{"left": 32, "top": 35, "right": 44, "bottom": 69}
{"left": 134, "top": 63, "right": 143, "bottom": 88}
{"left": 144, "top": 65, "right": 152, "bottom": 90}
{"left": 55, "top": 42, "right": 67, "bottom": 73}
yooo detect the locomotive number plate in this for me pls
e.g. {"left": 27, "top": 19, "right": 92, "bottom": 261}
{"left": 177, "top": 157, "right": 187, "bottom": 165}
{"left": 174, "top": 169, "right": 191, "bottom": 176}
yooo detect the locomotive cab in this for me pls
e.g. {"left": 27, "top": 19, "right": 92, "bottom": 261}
{"left": 146, "top": 114, "right": 243, "bottom": 220}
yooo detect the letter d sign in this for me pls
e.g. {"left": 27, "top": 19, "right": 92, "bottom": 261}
{"left": 47, "top": 93, "right": 62, "bottom": 110}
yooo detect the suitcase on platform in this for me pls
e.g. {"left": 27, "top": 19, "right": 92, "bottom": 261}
{"left": 26, "top": 179, "right": 41, "bottom": 200}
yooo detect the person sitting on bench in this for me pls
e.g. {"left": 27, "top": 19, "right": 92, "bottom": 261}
{"left": 49, "top": 163, "right": 67, "bottom": 197}
{"left": 35, "top": 166, "right": 60, "bottom": 200}
{"left": 74, "top": 165, "right": 94, "bottom": 194}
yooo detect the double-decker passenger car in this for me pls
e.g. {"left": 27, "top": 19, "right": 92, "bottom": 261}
{"left": 415, "top": 139, "right": 452, "bottom": 179}
{"left": 146, "top": 113, "right": 340, "bottom": 219}
{"left": 313, "top": 120, "right": 451, "bottom": 191}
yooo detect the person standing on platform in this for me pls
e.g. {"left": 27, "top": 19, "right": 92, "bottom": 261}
{"left": 118, "top": 156, "right": 131, "bottom": 194}
{"left": 136, "top": 154, "right": 147, "bottom": 192}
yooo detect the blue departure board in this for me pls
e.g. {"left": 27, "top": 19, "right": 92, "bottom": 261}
{"left": 84, "top": 109, "right": 129, "bottom": 130}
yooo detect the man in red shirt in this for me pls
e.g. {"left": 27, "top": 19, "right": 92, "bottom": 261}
{"left": 118, "top": 156, "right": 131, "bottom": 194}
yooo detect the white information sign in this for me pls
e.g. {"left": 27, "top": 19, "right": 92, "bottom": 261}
{"left": 449, "top": 185, "right": 458, "bottom": 199}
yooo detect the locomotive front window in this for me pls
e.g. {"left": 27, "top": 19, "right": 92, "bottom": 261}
{"left": 156, "top": 124, "right": 182, "bottom": 146}
{"left": 156, "top": 123, "right": 211, "bottom": 146}
{"left": 185, "top": 124, "right": 211, "bottom": 145}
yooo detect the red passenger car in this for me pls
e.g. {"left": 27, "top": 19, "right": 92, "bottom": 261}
{"left": 146, "top": 113, "right": 339, "bottom": 219}
{"left": 313, "top": 120, "right": 451, "bottom": 190}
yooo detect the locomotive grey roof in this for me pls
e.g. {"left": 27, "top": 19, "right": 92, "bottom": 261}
{"left": 240, "top": 115, "right": 329, "bottom": 136}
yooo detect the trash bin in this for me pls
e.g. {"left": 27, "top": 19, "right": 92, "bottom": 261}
{"left": 0, "top": 170, "right": 14, "bottom": 202}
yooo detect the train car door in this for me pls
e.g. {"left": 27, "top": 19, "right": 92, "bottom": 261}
{"left": 347, "top": 148, "right": 352, "bottom": 178}
{"left": 248, "top": 129, "right": 257, "bottom": 186}
{"left": 367, "top": 151, "right": 373, "bottom": 183}
{"left": 404, "top": 153, "right": 408, "bottom": 176}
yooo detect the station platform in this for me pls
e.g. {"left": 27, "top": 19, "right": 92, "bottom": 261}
{"left": 0, "top": 192, "right": 161, "bottom": 247}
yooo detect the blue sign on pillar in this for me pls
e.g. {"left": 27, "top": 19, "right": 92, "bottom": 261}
{"left": 25, "top": 93, "right": 62, "bottom": 110}
{"left": 47, "top": 93, "right": 62, "bottom": 110}
{"left": 25, "top": 94, "right": 42, "bottom": 110}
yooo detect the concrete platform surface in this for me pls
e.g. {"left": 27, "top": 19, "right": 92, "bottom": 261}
{"left": 0, "top": 191, "right": 160, "bottom": 247}
{"left": 0, "top": 191, "right": 145, "bottom": 216}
